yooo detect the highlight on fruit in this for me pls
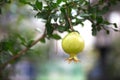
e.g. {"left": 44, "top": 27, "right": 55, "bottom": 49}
{"left": 62, "top": 31, "right": 85, "bottom": 63}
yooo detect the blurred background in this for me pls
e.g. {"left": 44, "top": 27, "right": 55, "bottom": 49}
{"left": 0, "top": 0, "right": 120, "bottom": 80}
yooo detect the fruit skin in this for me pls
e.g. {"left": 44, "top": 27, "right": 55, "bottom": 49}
{"left": 62, "top": 32, "right": 84, "bottom": 63}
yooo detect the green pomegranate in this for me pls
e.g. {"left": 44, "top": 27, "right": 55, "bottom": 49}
{"left": 62, "top": 32, "right": 84, "bottom": 63}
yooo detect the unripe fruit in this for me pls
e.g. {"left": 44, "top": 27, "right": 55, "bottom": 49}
{"left": 62, "top": 32, "right": 84, "bottom": 63}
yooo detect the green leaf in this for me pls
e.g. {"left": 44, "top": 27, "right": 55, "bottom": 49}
{"left": 52, "top": 34, "right": 61, "bottom": 40}
{"left": 60, "top": 7, "right": 66, "bottom": 15}
{"left": 57, "top": 0, "right": 62, "bottom": 4}
{"left": 80, "top": 13, "right": 90, "bottom": 17}
{"left": 90, "top": 14, "right": 96, "bottom": 20}
{"left": 113, "top": 23, "right": 117, "bottom": 28}
{"left": 72, "top": 18, "right": 84, "bottom": 26}
{"left": 92, "top": 28, "right": 97, "bottom": 36}
{"left": 17, "top": 34, "right": 27, "bottom": 46}
{"left": 57, "top": 26, "right": 66, "bottom": 33}
{"left": 40, "top": 38, "right": 46, "bottom": 43}
{"left": 35, "top": 10, "right": 49, "bottom": 19}
{"left": 103, "top": 20, "right": 111, "bottom": 25}
{"left": 97, "top": 26, "right": 101, "bottom": 31}
{"left": 92, "top": 24, "right": 97, "bottom": 36}
{"left": 27, "top": 40, "right": 34, "bottom": 47}
{"left": 35, "top": 0, "right": 42, "bottom": 10}
{"left": 99, "top": 0, "right": 104, "bottom": 4}
{"left": 101, "top": 6, "right": 109, "bottom": 14}
{"left": 46, "top": 22, "right": 54, "bottom": 36}
{"left": 106, "top": 30, "right": 110, "bottom": 34}
{"left": 97, "top": 16, "right": 103, "bottom": 24}
{"left": 63, "top": 0, "right": 67, "bottom": 2}
{"left": 19, "top": 0, "right": 32, "bottom": 6}
{"left": 50, "top": 14, "right": 58, "bottom": 22}
{"left": 51, "top": 3, "right": 57, "bottom": 9}
{"left": 19, "top": 0, "right": 29, "bottom": 4}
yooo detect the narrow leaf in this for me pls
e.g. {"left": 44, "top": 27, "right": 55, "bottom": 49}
{"left": 46, "top": 22, "right": 54, "bottom": 36}
{"left": 52, "top": 34, "right": 61, "bottom": 40}
{"left": 97, "top": 16, "right": 103, "bottom": 24}
{"left": 106, "top": 30, "right": 110, "bottom": 34}
{"left": 57, "top": 26, "right": 67, "bottom": 32}
{"left": 27, "top": 40, "right": 34, "bottom": 47}
{"left": 113, "top": 23, "right": 117, "bottom": 28}
{"left": 40, "top": 38, "right": 46, "bottom": 43}
{"left": 92, "top": 24, "right": 97, "bottom": 36}
{"left": 57, "top": 0, "right": 62, "bottom": 4}
{"left": 19, "top": 0, "right": 29, "bottom": 4}
{"left": 35, "top": 11, "right": 49, "bottom": 19}
{"left": 35, "top": 0, "right": 42, "bottom": 10}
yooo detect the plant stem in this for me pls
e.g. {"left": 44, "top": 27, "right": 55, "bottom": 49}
{"left": 0, "top": 28, "right": 46, "bottom": 69}
{"left": 67, "top": 16, "right": 74, "bottom": 31}
{"left": 64, "top": 5, "right": 74, "bottom": 31}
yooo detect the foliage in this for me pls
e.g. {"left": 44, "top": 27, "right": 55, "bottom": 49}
{"left": 18, "top": 0, "right": 120, "bottom": 36}
{"left": 0, "top": 0, "right": 120, "bottom": 36}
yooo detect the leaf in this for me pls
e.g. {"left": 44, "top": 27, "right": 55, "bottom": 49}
{"left": 103, "top": 20, "right": 111, "bottom": 25}
{"left": 72, "top": 18, "right": 84, "bottom": 26}
{"left": 101, "top": 6, "right": 109, "bottom": 14}
{"left": 27, "top": 40, "right": 34, "bottom": 47}
{"left": 97, "top": 26, "right": 101, "bottom": 31}
{"left": 35, "top": 10, "right": 49, "bottom": 19}
{"left": 113, "top": 23, "right": 117, "bottom": 28}
{"left": 106, "top": 30, "right": 110, "bottom": 34}
{"left": 57, "top": 0, "right": 62, "bottom": 4}
{"left": 52, "top": 34, "right": 61, "bottom": 40}
{"left": 57, "top": 26, "right": 67, "bottom": 32}
{"left": 50, "top": 14, "right": 58, "bottom": 22}
{"left": 40, "top": 38, "right": 46, "bottom": 43}
{"left": 51, "top": 3, "right": 57, "bottom": 9}
{"left": 19, "top": 0, "right": 33, "bottom": 7}
{"left": 97, "top": 16, "right": 103, "bottom": 24}
{"left": 92, "top": 24, "right": 97, "bottom": 36}
{"left": 19, "top": 0, "right": 29, "bottom": 4}
{"left": 60, "top": 7, "right": 66, "bottom": 15}
{"left": 35, "top": 0, "right": 42, "bottom": 10}
{"left": 63, "top": 0, "right": 67, "bottom": 2}
{"left": 17, "top": 34, "right": 27, "bottom": 46}
{"left": 46, "top": 22, "right": 54, "bottom": 36}
{"left": 99, "top": 0, "right": 104, "bottom": 4}
{"left": 90, "top": 14, "right": 96, "bottom": 20}
{"left": 80, "top": 13, "right": 90, "bottom": 17}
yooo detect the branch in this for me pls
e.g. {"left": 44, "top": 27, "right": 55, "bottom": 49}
{"left": 64, "top": 5, "right": 74, "bottom": 31}
{"left": 67, "top": 16, "right": 75, "bottom": 31}
{"left": 0, "top": 28, "right": 46, "bottom": 69}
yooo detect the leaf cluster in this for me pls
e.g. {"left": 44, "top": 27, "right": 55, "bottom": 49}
{"left": 0, "top": 31, "right": 34, "bottom": 65}
{"left": 1, "top": 0, "right": 119, "bottom": 37}
{"left": 19, "top": 0, "right": 120, "bottom": 37}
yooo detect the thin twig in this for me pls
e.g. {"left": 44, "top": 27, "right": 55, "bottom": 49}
{"left": 65, "top": 10, "right": 74, "bottom": 31}
{"left": 0, "top": 28, "right": 46, "bottom": 69}
{"left": 67, "top": 16, "right": 74, "bottom": 31}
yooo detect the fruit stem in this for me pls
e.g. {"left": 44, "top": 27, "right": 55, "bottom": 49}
{"left": 67, "top": 17, "right": 74, "bottom": 31}
{"left": 64, "top": 5, "right": 75, "bottom": 31}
